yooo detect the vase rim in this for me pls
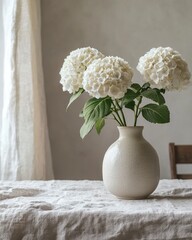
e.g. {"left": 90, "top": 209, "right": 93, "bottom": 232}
{"left": 117, "top": 126, "right": 144, "bottom": 129}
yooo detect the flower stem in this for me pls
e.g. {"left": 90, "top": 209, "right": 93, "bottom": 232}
{"left": 115, "top": 99, "right": 127, "bottom": 126}
{"left": 134, "top": 96, "right": 142, "bottom": 127}
{"left": 112, "top": 113, "right": 122, "bottom": 125}
{"left": 111, "top": 101, "right": 124, "bottom": 126}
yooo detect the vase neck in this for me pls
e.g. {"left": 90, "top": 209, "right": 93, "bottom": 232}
{"left": 118, "top": 126, "right": 144, "bottom": 139}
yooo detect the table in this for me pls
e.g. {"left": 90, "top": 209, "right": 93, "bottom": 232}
{"left": 0, "top": 180, "right": 192, "bottom": 240}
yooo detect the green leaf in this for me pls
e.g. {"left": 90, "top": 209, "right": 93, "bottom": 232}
{"left": 95, "top": 118, "right": 105, "bottom": 134}
{"left": 141, "top": 89, "right": 165, "bottom": 105}
{"left": 142, "top": 82, "right": 150, "bottom": 89}
{"left": 142, "top": 104, "right": 170, "bottom": 124}
{"left": 67, "top": 88, "right": 84, "bottom": 109}
{"left": 122, "top": 89, "right": 139, "bottom": 106}
{"left": 80, "top": 120, "right": 95, "bottom": 139}
{"left": 80, "top": 98, "right": 111, "bottom": 138}
{"left": 124, "top": 100, "right": 135, "bottom": 111}
{"left": 130, "top": 83, "right": 141, "bottom": 91}
{"left": 159, "top": 88, "right": 166, "bottom": 94}
{"left": 83, "top": 97, "right": 112, "bottom": 122}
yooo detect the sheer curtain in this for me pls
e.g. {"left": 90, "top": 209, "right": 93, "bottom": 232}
{"left": 0, "top": 0, "right": 54, "bottom": 180}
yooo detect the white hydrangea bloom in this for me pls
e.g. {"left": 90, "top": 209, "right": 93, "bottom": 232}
{"left": 83, "top": 56, "right": 133, "bottom": 99}
{"left": 137, "top": 47, "right": 191, "bottom": 90}
{"left": 59, "top": 47, "right": 104, "bottom": 93}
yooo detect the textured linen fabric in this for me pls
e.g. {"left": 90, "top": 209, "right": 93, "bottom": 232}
{"left": 0, "top": 0, "right": 53, "bottom": 180}
{"left": 0, "top": 179, "right": 192, "bottom": 240}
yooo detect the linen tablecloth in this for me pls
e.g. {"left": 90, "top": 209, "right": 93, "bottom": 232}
{"left": 0, "top": 179, "right": 192, "bottom": 240}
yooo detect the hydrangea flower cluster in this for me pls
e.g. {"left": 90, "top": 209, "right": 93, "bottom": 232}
{"left": 137, "top": 47, "right": 191, "bottom": 90}
{"left": 83, "top": 57, "right": 133, "bottom": 99}
{"left": 59, "top": 47, "right": 104, "bottom": 93}
{"left": 59, "top": 46, "right": 191, "bottom": 138}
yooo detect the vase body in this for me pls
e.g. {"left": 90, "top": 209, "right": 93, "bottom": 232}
{"left": 102, "top": 126, "right": 160, "bottom": 199}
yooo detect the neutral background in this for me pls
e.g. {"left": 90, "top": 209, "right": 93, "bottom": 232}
{"left": 41, "top": 0, "right": 192, "bottom": 180}
{"left": 1, "top": 1, "right": 192, "bottom": 180}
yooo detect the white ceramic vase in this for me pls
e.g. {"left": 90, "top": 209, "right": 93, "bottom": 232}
{"left": 102, "top": 126, "right": 160, "bottom": 199}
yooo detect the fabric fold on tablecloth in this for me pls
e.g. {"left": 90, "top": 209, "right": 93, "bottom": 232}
{"left": 0, "top": 179, "right": 192, "bottom": 240}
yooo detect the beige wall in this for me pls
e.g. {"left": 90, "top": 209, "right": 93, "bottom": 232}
{"left": 41, "top": 0, "right": 192, "bottom": 180}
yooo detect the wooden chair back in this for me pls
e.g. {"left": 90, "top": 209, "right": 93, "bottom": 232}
{"left": 169, "top": 143, "right": 192, "bottom": 179}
